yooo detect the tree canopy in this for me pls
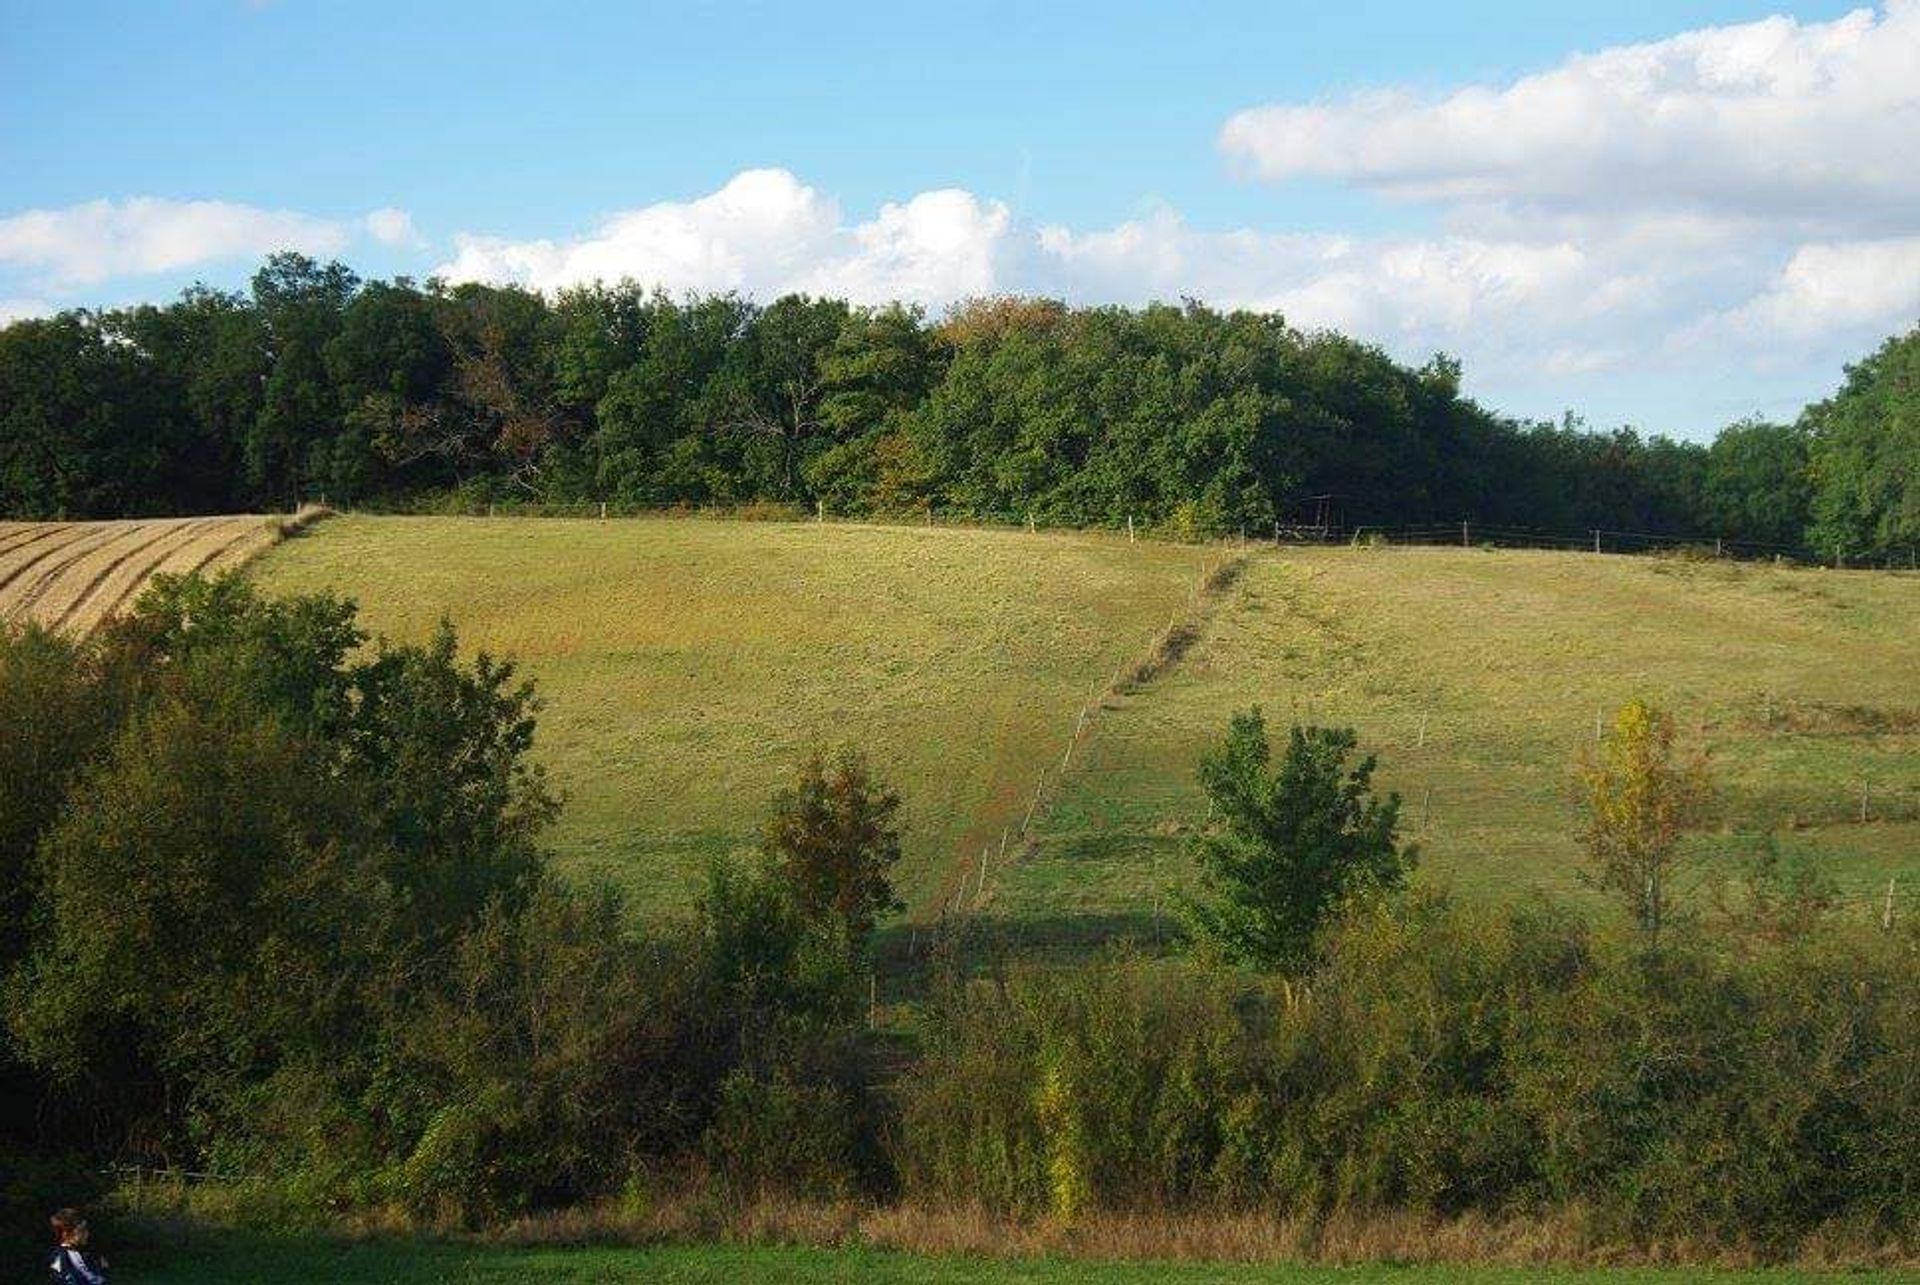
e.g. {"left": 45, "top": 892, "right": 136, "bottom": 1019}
{"left": 1, "top": 256, "right": 1909, "bottom": 561}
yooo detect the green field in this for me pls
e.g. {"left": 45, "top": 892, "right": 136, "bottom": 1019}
{"left": 255, "top": 515, "right": 1214, "bottom": 913}
{"left": 254, "top": 517, "right": 1919, "bottom": 932}
{"left": 132, "top": 1234, "right": 1909, "bottom": 1285}
{"left": 993, "top": 545, "right": 1920, "bottom": 937}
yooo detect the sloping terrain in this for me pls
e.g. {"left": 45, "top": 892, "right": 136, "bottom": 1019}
{"left": 992, "top": 546, "right": 1919, "bottom": 938}
{"left": 253, "top": 519, "right": 1918, "bottom": 929}
{"left": 0, "top": 516, "right": 284, "bottom": 634}
{"left": 253, "top": 515, "right": 1212, "bottom": 913}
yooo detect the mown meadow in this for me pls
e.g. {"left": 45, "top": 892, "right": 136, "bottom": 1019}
{"left": 254, "top": 513, "right": 1212, "bottom": 913}
{"left": 126, "top": 1232, "right": 1916, "bottom": 1285}
{"left": 994, "top": 544, "right": 1919, "bottom": 942}
{"left": 253, "top": 517, "right": 1919, "bottom": 937}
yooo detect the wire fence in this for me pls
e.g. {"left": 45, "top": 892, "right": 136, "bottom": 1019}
{"left": 319, "top": 495, "right": 1918, "bottom": 571}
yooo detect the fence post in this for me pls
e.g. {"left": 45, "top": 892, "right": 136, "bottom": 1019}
{"left": 1127, "top": 514, "right": 1135, "bottom": 543}
{"left": 1461, "top": 519, "right": 1469, "bottom": 547}
{"left": 1593, "top": 530, "right": 1601, "bottom": 555}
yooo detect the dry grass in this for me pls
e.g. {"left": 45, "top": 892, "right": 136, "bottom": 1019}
{"left": 252, "top": 521, "right": 1919, "bottom": 930}
{"left": 0, "top": 509, "right": 324, "bottom": 635}
{"left": 472, "top": 1194, "right": 1913, "bottom": 1271}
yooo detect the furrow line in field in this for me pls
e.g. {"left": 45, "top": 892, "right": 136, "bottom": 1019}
{"left": 0, "top": 523, "right": 128, "bottom": 604}
{"left": 50, "top": 518, "right": 214, "bottom": 633}
{"left": 5, "top": 523, "right": 154, "bottom": 622}
{"left": 0, "top": 523, "right": 59, "bottom": 557}
{"left": 925, "top": 549, "right": 1254, "bottom": 927}
{"left": 174, "top": 519, "right": 275, "bottom": 579}
{"left": 0, "top": 522, "right": 96, "bottom": 579}
{"left": 84, "top": 519, "right": 256, "bottom": 626}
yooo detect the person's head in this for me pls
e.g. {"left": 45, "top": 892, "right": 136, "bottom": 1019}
{"left": 50, "top": 1209, "right": 89, "bottom": 1247}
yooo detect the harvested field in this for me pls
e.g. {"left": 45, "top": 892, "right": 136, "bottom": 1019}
{"left": 0, "top": 514, "right": 302, "bottom": 635}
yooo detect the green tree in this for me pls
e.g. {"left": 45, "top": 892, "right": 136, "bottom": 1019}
{"left": 1703, "top": 418, "right": 1812, "bottom": 548}
{"left": 248, "top": 253, "right": 360, "bottom": 506}
{"left": 718, "top": 295, "right": 852, "bottom": 498}
{"left": 1187, "top": 709, "right": 1414, "bottom": 970}
{"left": 1805, "top": 326, "right": 1919, "bottom": 563}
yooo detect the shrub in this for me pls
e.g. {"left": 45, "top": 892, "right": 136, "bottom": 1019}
{"left": 894, "top": 896, "right": 1918, "bottom": 1249}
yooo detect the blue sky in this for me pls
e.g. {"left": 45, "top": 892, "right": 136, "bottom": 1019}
{"left": 4, "top": 1, "right": 1916, "bottom": 438}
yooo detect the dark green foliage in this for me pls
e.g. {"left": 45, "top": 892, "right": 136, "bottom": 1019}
{"left": 6, "top": 255, "right": 1890, "bottom": 553}
{"left": 1804, "top": 325, "right": 1919, "bottom": 562}
{"left": 1188, "top": 710, "right": 1414, "bottom": 970}
{"left": 1703, "top": 419, "right": 1812, "bottom": 548}
{"left": 897, "top": 898, "right": 1918, "bottom": 1247}
{"left": 0, "top": 583, "right": 878, "bottom": 1219}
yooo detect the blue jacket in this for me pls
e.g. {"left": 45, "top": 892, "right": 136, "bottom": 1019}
{"left": 48, "top": 1246, "right": 107, "bottom": 1285}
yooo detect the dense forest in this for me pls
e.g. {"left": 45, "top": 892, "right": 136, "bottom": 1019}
{"left": 1, "top": 253, "right": 1913, "bottom": 560}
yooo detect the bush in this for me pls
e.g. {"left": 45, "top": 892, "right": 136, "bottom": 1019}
{"left": 895, "top": 895, "right": 1917, "bottom": 1249}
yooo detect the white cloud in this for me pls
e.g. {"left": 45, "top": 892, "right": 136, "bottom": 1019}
{"left": 1220, "top": 2, "right": 1920, "bottom": 232}
{"left": 0, "top": 198, "right": 430, "bottom": 290}
{"left": 0, "top": 198, "right": 348, "bottom": 287}
{"left": 429, "top": 160, "right": 1916, "bottom": 409}
{"left": 1709, "top": 236, "right": 1920, "bottom": 339}
{"left": 438, "top": 169, "right": 1012, "bottom": 307}
{"left": 364, "top": 207, "right": 422, "bottom": 248}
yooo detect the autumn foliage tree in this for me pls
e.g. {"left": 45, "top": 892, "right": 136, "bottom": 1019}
{"left": 1577, "top": 698, "right": 1712, "bottom": 944}
{"left": 762, "top": 747, "right": 903, "bottom": 951}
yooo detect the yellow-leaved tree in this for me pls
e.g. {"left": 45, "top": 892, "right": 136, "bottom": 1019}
{"left": 1577, "top": 698, "right": 1712, "bottom": 945}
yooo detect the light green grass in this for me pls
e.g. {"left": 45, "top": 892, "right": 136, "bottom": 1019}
{"left": 130, "top": 1234, "right": 1906, "bottom": 1284}
{"left": 992, "top": 545, "right": 1919, "bottom": 938}
{"left": 254, "top": 521, "right": 1918, "bottom": 934}
{"left": 253, "top": 515, "right": 1210, "bottom": 914}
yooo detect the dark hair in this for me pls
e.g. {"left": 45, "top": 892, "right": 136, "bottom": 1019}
{"left": 50, "top": 1208, "right": 88, "bottom": 1242}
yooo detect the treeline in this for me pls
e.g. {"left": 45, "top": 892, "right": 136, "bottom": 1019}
{"left": 2, "top": 580, "right": 1913, "bottom": 1259}
{"left": 3, "top": 253, "right": 1914, "bottom": 558}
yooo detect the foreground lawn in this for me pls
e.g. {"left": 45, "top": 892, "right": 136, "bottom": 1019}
{"left": 255, "top": 515, "right": 1208, "bottom": 914}
{"left": 994, "top": 545, "right": 1919, "bottom": 940}
{"left": 132, "top": 1236, "right": 1906, "bottom": 1285}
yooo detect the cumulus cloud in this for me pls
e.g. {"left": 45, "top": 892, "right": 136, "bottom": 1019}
{"left": 0, "top": 198, "right": 348, "bottom": 287}
{"left": 1708, "top": 236, "right": 1920, "bottom": 339}
{"left": 0, "top": 198, "right": 428, "bottom": 290}
{"left": 1219, "top": 2, "right": 1920, "bottom": 231}
{"left": 1200, "top": 3, "right": 1920, "bottom": 395}
{"left": 438, "top": 169, "right": 1011, "bottom": 306}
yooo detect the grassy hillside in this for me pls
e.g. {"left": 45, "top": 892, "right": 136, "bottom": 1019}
{"left": 254, "top": 515, "right": 1212, "bottom": 913}
{"left": 992, "top": 545, "right": 1918, "bottom": 940}
{"left": 254, "top": 518, "right": 1919, "bottom": 928}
